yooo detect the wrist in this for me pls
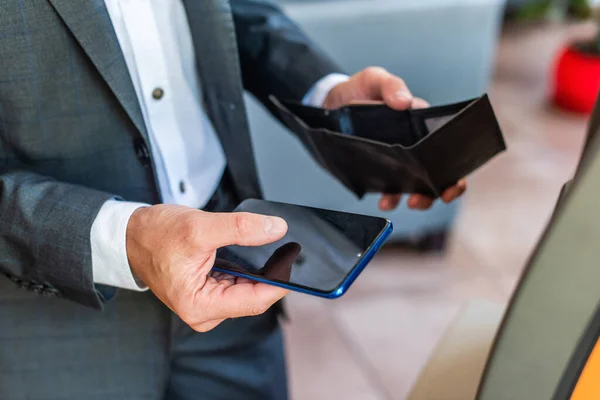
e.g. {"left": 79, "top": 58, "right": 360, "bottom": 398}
{"left": 91, "top": 200, "right": 151, "bottom": 291}
{"left": 125, "top": 206, "right": 151, "bottom": 284}
{"left": 304, "top": 73, "right": 350, "bottom": 108}
{"left": 322, "top": 82, "right": 346, "bottom": 110}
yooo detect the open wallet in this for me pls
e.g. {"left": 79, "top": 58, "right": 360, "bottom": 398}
{"left": 270, "top": 94, "right": 506, "bottom": 198}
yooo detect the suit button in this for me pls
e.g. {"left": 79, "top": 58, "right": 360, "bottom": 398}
{"left": 152, "top": 87, "right": 164, "bottom": 100}
{"left": 134, "top": 138, "right": 151, "bottom": 167}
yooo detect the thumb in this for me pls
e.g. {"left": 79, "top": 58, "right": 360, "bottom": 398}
{"left": 200, "top": 212, "right": 288, "bottom": 249}
{"left": 380, "top": 73, "right": 413, "bottom": 111}
{"left": 360, "top": 67, "right": 413, "bottom": 110}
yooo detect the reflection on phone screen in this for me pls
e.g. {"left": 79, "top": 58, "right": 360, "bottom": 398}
{"left": 215, "top": 200, "right": 388, "bottom": 293}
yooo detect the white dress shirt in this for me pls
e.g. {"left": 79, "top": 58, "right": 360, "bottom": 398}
{"left": 91, "top": 0, "right": 349, "bottom": 291}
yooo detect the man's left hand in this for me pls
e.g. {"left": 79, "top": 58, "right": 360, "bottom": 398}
{"left": 322, "top": 67, "right": 467, "bottom": 211}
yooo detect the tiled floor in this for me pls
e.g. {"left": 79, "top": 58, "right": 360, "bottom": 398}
{"left": 283, "top": 22, "right": 596, "bottom": 400}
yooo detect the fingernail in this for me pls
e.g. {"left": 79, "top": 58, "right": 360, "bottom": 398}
{"left": 394, "top": 90, "right": 412, "bottom": 100}
{"left": 264, "top": 216, "right": 287, "bottom": 235}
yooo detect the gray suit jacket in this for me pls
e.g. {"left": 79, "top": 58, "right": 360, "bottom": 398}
{"left": 0, "top": 0, "right": 340, "bottom": 309}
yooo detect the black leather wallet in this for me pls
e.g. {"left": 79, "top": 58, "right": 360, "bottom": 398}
{"left": 270, "top": 94, "right": 506, "bottom": 198}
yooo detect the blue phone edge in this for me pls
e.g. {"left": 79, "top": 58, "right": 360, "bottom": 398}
{"left": 212, "top": 218, "right": 394, "bottom": 299}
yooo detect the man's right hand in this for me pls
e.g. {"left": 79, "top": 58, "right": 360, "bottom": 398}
{"left": 125, "top": 204, "right": 289, "bottom": 332}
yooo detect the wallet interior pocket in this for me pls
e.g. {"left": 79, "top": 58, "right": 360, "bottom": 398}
{"left": 269, "top": 94, "right": 506, "bottom": 198}
{"left": 274, "top": 98, "right": 477, "bottom": 149}
{"left": 279, "top": 101, "right": 419, "bottom": 146}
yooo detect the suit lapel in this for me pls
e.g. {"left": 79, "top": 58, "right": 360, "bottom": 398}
{"left": 48, "top": 0, "right": 148, "bottom": 140}
{"left": 181, "top": 0, "right": 263, "bottom": 199}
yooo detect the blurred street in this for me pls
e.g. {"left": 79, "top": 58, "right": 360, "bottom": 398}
{"left": 284, "top": 21, "right": 596, "bottom": 400}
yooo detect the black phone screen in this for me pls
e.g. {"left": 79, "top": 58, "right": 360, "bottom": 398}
{"left": 213, "top": 199, "right": 390, "bottom": 294}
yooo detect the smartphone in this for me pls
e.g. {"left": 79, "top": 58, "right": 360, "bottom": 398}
{"left": 212, "top": 199, "right": 393, "bottom": 298}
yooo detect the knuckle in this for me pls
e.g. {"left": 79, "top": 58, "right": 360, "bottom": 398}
{"left": 395, "top": 76, "right": 406, "bottom": 87}
{"left": 192, "top": 324, "right": 210, "bottom": 333}
{"left": 176, "top": 302, "right": 204, "bottom": 328}
{"left": 363, "top": 66, "right": 387, "bottom": 79}
{"left": 178, "top": 309, "right": 196, "bottom": 326}
{"left": 250, "top": 304, "right": 268, "bottom": 316}
{"left": 232, "top": 213, "right": 251, "bottom": 238}
{"left": 180, "top": 217, "right": 200, "bottom": 243}
{"left": 182, "top": 316, "right": 198, "bottom": 330}
{"left": 182, "top": 311, "right": 213, "bottom": 332}
{"left": 384, "top": 74, "right": 406, "bottom": 90}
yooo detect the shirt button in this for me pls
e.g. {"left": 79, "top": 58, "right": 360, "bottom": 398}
{"left": 152, "top": 87, "right": 164, "bottom": 100}
{"left": 179, "top": 180, "right": 186, "bottom": 193}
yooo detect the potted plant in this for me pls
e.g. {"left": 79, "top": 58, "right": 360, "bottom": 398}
{"left": 512, "top": 0, "right": 599, "bottom": 114}
{"left": 552, "top": 20, "right": 600, "bottom": 114}
{"left": 513, "top": 0, "right": 591, "bottom": 21}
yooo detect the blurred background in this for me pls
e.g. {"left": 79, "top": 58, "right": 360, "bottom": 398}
{"left": 244, "top": 0, "right": 600, "bottom": 399}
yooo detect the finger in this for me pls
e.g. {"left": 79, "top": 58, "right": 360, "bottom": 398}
{"left": 348, "top": 97, "right": 429, "bottom": 110}
{"left": 411, "top": 97, "right": 431, "bottom": 110}
{"left": 200, "top": 212, "right": 288, "bottom": 249}
{"left": 210, "top": 282, "right": 289, "bottom": 320}
{"left": 211, "top": 258, "right": 244, "bottom": 274}
{"left": 349, "top": 96, "right": 428, "bottom": 112}
{"left": 193, "top": 318, "right": 227, "bottom": 333}
{"left": 235, "top": 277, "right": 256, "bottom": 285}
{"left": 209, "top": 271, "right": 237, "bottom": 284}
{"left": 204, "top": 276, "right": 237, "bottom": 296}
{"left": 348, "top": 99, "right": 385, "bottom": 105}
{"left": 263, "top": 242, "right": 301, "bottom": 281}
{"left": 441, "top": 186, "right": 461, "bottom": 203}
{"left": 379, "top": 194, "right": 402, "bottom": 211}
{"left": 441, "top": 179, "right": 467, "bottom": 203}
{"left": 407, "top": 194, "right": 434, "bottom": 210}
{"left": 381, "top": 74, "right": 413, "bottom": 111}
{"left": 361, "top": 67, "right": 413, "bottom": 110}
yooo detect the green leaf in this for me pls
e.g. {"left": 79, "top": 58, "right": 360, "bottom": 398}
{"left": 516, "top": 1, "right": 553, "bottom": 21}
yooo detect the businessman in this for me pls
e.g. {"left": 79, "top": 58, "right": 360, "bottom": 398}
{"left": 0, "top": 1, "right": 466, "bottom": 399}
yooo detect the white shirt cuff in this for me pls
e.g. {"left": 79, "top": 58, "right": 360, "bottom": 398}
{"left": 91, "top": 199, "right": 150, "bottom": 291}
{"left": 302, "top": 73, "right": 350, "bottom": 107}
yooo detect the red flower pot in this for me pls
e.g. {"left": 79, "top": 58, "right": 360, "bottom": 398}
{"left": 552, "top": 44, "right": 600, "bottom": 114}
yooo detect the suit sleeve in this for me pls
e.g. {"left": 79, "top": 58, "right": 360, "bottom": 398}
{"left": 0, "top": 169, "right": 119, "bottom": 310}
{"left": 231, "top": 0, "right": 345, "bottom": 107}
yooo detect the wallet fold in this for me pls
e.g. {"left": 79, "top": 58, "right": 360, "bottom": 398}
{"left": 270, "top": 94, "right": 506, "bottom": 198}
